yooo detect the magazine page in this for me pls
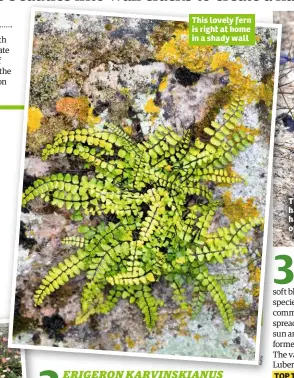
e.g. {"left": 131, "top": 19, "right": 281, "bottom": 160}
{"left": 0, "top": 2, "right": 291, "bottom": 378}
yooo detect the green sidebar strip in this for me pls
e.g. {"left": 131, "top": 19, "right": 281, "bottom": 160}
{"left": 0, "top": 105, "right": 25, "bottom": 110}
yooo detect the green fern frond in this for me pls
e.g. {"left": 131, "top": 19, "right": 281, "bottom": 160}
{"left": 22, "top": 98, "right": 263, "bottom": 331}
{"left": 132, "top": 286, "right": 163, "bottom": 329}
{"left": 34, "top": 249, "right": 89, "bottom": 305}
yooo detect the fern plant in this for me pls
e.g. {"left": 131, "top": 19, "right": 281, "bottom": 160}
{"left": 22, "top": 99, "right": 261, "bottom": 331}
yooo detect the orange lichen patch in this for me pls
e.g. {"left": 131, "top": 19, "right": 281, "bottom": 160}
{"left": 193, "top": 334, "right": 202, "bottom": 342}
{"left": 28, "top": 107, "right": 43, "bottom": 134}
{"left": 56, "top": 97, "right": 89, "bottom": 122}
{"left": 155, "top": 29, "right": 214, "bottom": 73}
{"left": 144, "top": 98, "right": 160, "bottom": 114}
{"left": 159, "top": 76, "right": 168, "bottom": 92}
{"left": 125, "top": 336, "right": 136, "bottom": 349}
{"left": 87, "top": 107, "right": 101, "bottom": 127}
{"left": 222, "top": 191, "right": 260, "bottom": 223}
{"left": 155, "top": 31, "right": 270, "bottom": 105}
{"left": 249, "top": 264, "right": 261, "bottom": 297}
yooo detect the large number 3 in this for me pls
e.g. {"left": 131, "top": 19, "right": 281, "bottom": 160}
{"left": 275, "top": 255, "right": 293, "bottom": 284}
{"left": 40, "top": 371, "right": 59, "bottom": 378}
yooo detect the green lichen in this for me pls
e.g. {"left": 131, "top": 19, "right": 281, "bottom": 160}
{"left": 154, "top": 27, "right": 274, "bottom": 105}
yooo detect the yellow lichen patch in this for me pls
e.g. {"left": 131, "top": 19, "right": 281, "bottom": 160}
{"left": 217, "top": 166, "right": 241, "bottom": 188}
{"left": 149, "top": 340, "right": 163, "bottom": 353}
{"left": 113, "top": 344, "right": 122, "bottom": 351}
{"left": 154, "top": 25, "right": 273, "bottom": 106}
{"left": 258, "top": 76, "right": 274, "bottom": 107}
{"left": 236, "top": 125, "right": 260, "bottom": 138}
{"left": 159, "top": 76, "right": 168, "bottom": 92}
{"left": 255, "top": 35, "right": 261, "bottom": 43}
{"left": 249, "top": 264, "right": 261, "bottom": 283}
{"left": 125, "top": 336, "right": 136, "bottom": 349}
{"left": 173, "top": 308, "right": 189, "bottom": 320}
{"left": 222, "top": 191, "right": 260, "bottom": 223}
{"left": 178, "top": 323, "right": 189, "bottom": 336}
{"left": 28, "top": 107, "right": 43, "bottom": 134}
{"left": 123, "top": 125, "right": 133, "bottom": 136}
{"left": 210, "top": 51, "right": 231, "bottom": 72}
{"left": 87, "top": 107, "right": 101, "bottom": 127}
{"left": 229, "top": 69, "right": 258, "bottom": 104}
{"left": 249, "top": 263, "right": 261, "bottom": 297}
{"left": 144, "top": 98, "right": 160, "bottom": 114}
{"left": 233, "top": 297, "right": 249, "bottom": 310}
{"left": 193, "top": 334, "right": 202, "bottom": 342}
{"left": 27, "top": 115, "right": 73, "bottom": 154}
{"left": 119, "top": 87, "right": 131, "bottom": 99}
{"left": 156, "top": 29, "right": 214, "bottom": 73}
{"left": 172, "top": 308, "right": 191, "bottom": 336}
{"left": 56, "top": 97, "right": 89, "bottom": 122}
{"left": 154, "top": 313, "right": 168, "bottom": 335}
{"left": 252, "top": 286, "right": 260, "bottom": 297}
{"left": 155, "top": 30, "right": 267, "bottom": 105}
{"left": 150, "top": 21, "right": 187, "bottom": 52}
